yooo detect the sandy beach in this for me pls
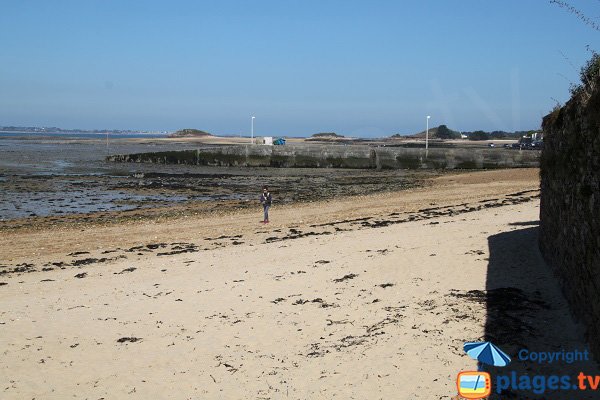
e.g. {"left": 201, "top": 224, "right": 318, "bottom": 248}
{"left": 1, "top": 168, "right": 596, "bottom": 399}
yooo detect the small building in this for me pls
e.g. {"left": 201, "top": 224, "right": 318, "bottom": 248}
{"left": 254, "top": 136, "right": 273, "bottom": 145}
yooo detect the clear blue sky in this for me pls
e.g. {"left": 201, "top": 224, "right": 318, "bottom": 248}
{"left": 0, "top": 0, "right": 598, "bottom": 136}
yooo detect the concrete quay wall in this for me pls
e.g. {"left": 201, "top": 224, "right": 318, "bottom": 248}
{"left": 107, "top": 144, "right": 540, "bottom": 169}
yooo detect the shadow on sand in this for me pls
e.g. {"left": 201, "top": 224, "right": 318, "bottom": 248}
{"left": 481, "top": 225, "right": 598, "bottom": 399}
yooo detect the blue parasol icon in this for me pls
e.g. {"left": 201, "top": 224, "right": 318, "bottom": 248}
{"left": 464, "top": 341, "right": 511, "bottom": 367}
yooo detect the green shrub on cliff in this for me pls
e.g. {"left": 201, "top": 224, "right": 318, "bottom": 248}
{"left": 568, "top": 51, "right": 599, "bottom": 99}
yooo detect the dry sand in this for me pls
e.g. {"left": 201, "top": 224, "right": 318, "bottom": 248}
{"left": 1, "top": 169, "right": 597, "bottom": 399}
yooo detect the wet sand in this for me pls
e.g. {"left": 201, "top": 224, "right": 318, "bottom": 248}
{"left": 1, "top": 168, "right": 597, "bottom": 399}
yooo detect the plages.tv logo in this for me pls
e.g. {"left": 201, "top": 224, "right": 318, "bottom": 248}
{"left": 455, "top": 341, "right": 511, "bottom": 399}
{"left": 456, "top": 371, "right": 491, "bottom": 399}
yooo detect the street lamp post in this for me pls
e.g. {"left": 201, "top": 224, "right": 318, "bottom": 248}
{"left": 426, "top": 115, "right": 431, "bottom": 151}
{"left": 251, "top": 116, "right": 255, "bottom": 144}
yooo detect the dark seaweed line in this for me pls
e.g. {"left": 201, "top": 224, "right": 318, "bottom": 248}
{"left": 358, "top": 194, "right": 538, "bottom": 229}
{"left": 263, "top": 192, "right": 540, "bottom": 244}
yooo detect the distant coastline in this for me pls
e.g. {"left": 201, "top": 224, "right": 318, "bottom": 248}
{"left": 0, "top": 125, "right": 168, "bottom": 135}
{"left": 1, "top": 124, "right": 542, "bottom": 141}
{"left": 0, "top": 131, "right": 169, "bottom": 139}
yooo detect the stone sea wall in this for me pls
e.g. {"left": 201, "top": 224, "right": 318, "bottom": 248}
{"left": 540, "top": 77, "right": 600, "bottom": 359}
{"left": 107, "top": 144, "right": 540, "bottom": 170}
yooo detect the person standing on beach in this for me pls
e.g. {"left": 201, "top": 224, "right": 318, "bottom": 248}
{"left": 260, "top": 186, "right": 272, "bottom": 223}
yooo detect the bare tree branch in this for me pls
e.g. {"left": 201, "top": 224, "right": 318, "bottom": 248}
{"left": 550, "top": 0, "right": 600, "bottom": 31}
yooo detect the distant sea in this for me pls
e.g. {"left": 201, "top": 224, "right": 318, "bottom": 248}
{"left": 0, "top": 131, "right": 169, "bottom": 139}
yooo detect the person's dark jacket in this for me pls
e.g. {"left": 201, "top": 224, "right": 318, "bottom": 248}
{"left": 260, "top": 192, "right": 272, "bottom": 206}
